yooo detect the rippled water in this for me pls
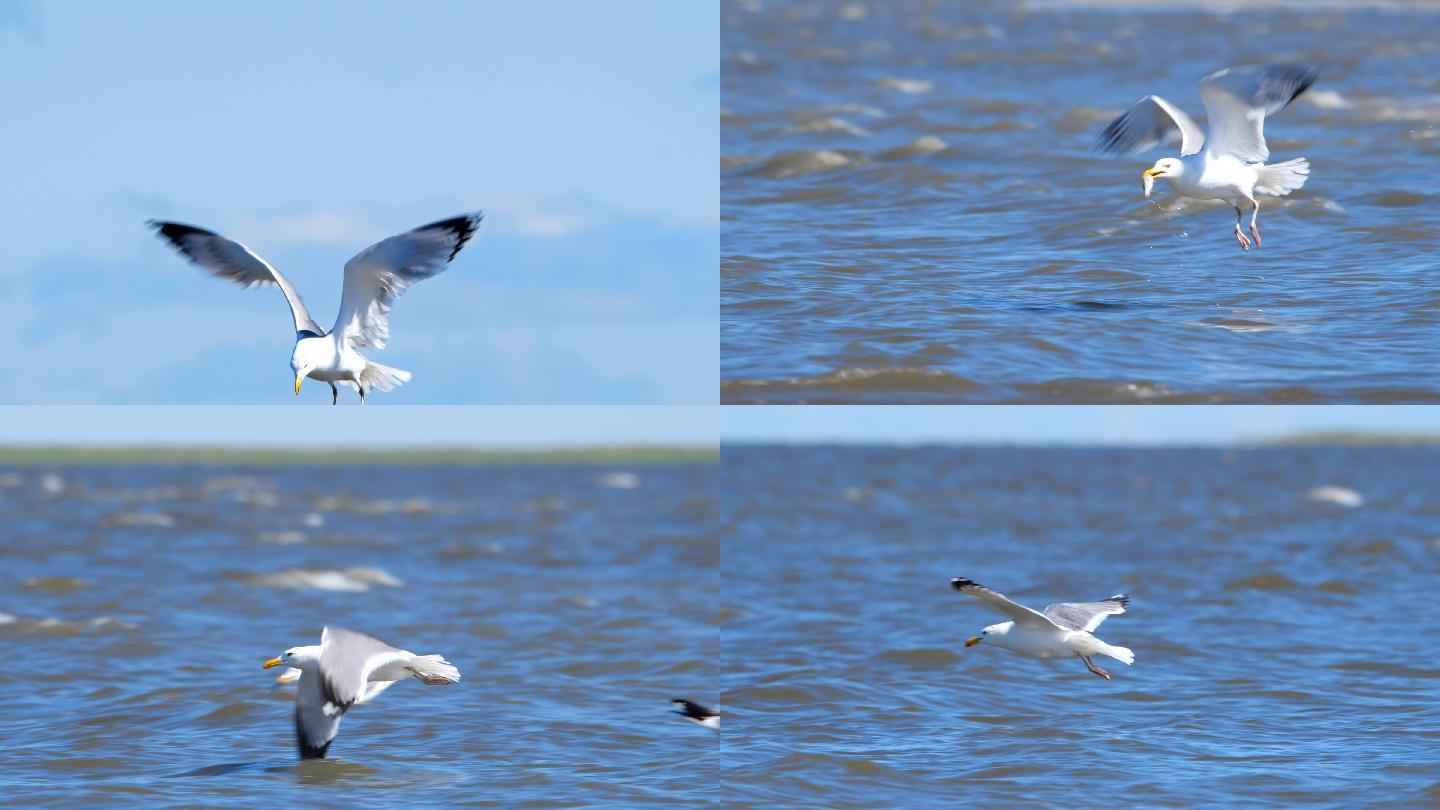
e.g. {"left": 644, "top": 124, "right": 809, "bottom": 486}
{"left": 0, "top": 462, "right": 717, "bottom": 806}
{"left": 722, "top": 445, "right": 1440, "bottom": 806}
{"left": 722, "top": 0, "right": 1440, "bottom": 403}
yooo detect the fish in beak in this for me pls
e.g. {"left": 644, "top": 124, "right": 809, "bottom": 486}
{"left": 965, "top": 636, "right": 982, "bottom": 648}
{"left": 1142, "top": 167, "right": 1165, "bottom": 198}
{"left": 263, "top": 657, "right": 284, "bottom": 669}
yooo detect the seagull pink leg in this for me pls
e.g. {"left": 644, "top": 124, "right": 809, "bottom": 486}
{"left": 1079, "top": 654, "right": 1111, "bottom": 680}
{"left": 1233, "top": 207, "right": 1251, "bottom": 251}
{"left": 1249, "top": 200, "right": 1261, "bottom": 248}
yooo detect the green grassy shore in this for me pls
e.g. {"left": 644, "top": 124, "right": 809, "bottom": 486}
{"left": 1257, "top": 431, "right": 1440, "bottom": 446}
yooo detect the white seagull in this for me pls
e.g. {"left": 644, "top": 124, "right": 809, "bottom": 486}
{"left": 951, "top": 577, "right": 1133, "bottom": 680}
{"left": 262, "top": 626, "right": 460, "bottom": 759}
{"left": 151, "top": 213, "right": 483, "bottom": 402}
{"left": 1096, "top": 64, "right": 1317, "bottom": 251}
{"left": 670, "top": 699, "right": 719, "bottom": 730}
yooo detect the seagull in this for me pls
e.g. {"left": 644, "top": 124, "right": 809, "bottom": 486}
{"left": 670, "top": 699, "right": 719, "bottom": 730}
{"left": 262, "top": 626, "right": 460, "bottom": 759}
{"left": 273, "top": 664, "right": 395, "bottom": 702}
{"left": 1096, "top": 64, "right": 1318, "bottom": 251}
{"left": 150, "top": 212, "right": 483, "bottom": 402}
{"left": 951, "top": 577, "right": 1133, "bottom": 680}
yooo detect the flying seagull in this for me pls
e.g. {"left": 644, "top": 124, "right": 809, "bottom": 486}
{"left": 951, "top": 577, "right": 1133, "bottom": 680}
{"left": 150, "top": 212, "right": 483, "bottom": 402}
{"left": 1096, "top": 64, "right": 1317, "bottom": 251}
{"left": 671, "top": 699, "right": 719, "bottom": 730}
{"left": 262, "top": 626, "right": 460, "bottom": 759}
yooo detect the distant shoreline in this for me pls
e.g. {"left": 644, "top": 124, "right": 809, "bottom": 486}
{"left": 721, "top": 432, "right": 1440, "bottom": 449}
{"left": 0, "top": 445, "right": 717, "bottom": 466}
{"left": 1253, "top": 431, "right": 1440, "bottom": 447}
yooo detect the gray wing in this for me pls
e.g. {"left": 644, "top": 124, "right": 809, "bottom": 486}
{"left": 332, "top": 213, "right": 483, "bottom": 349}
{"left": 1043, "top": 594, "right": 1129, "bottom": 632}
{"left": 1095, "top": 95, "right": 1204, "bottom": 156}
{"left": 318, "top": 626, "right": 405, "bottom": 713}
{"left": 294, "top": 670, "right": 343, "bottom": 758}
{"left": 1199, "top": 64, "right": 1318, "bottom": 162}
{"left": 951, "top": 578, "right": 1057, "bottom": 628}
{"left": 148, "top": 221, "right": 326, "bottom": 338}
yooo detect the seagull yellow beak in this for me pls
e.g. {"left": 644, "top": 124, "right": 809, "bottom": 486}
{"left": 263, "top": 657, "right": 284, "bottom": 669}
{"left": 1142, "top": 168, "right": 1165, "bottom": 178}
{"left": 293, "top": 374, "right": 304, "bottom": 396}
{"left": 965, "top": 636, "right": 982, "bottom": 648}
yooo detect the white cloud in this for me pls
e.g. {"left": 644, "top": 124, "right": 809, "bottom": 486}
{"left": 462, "top": 193, "right": 602, "bottom": 239}
{"left": 232, "top": 209, "right": 376, "bottom": 246}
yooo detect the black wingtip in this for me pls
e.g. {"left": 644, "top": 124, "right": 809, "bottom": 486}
{"left": 671, "top": 699, "right": 716, "bottom": 719}
{"left": 1289, "top": 65, "right": 1319, "bottom": 107}
{"left": 1108, "top": 593, "right": 1130, "bottom": 607}
{"left": 1267, "top": 63, "right": 1319, "bottom": 110}
{"left": 149, "top": 220, "right": 218, "bottom": 244}
{"left": 295, "top": 706, "right": 332, "bottom": 759}
{"left": 417, "top": 212, "right": 484, "bottom": 262}
{"left": 951, "top": 577, "right": 976, "bottom": 591}
{"left": 1093, "top": 111, "right": 1128, "bottom": 154}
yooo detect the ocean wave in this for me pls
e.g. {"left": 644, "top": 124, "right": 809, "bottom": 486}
{"left": 241, "top": 566, "right": 404, "bottom": 592}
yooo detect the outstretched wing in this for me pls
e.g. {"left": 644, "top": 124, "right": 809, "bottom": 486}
{"left": 1095, "top": 95, "right": 1204, "bottom": 156}
{"left": 148, "top": 221, "right": 326, "bottom": 338}
{"left": 1199, "top": 64, "right": 1318, "bottom": 162}
{"left": 294, "top": 670, "right": 343, "bottom": 758}
{"left": 1043, "top": 594, "right": 1129, "bottom": 632}
{"left": 332, "top": 212, "right": 483, "bottom": 349}
{"left": 951, "top": 578, "right": 1056, "bottom": 628}
{"left": 318, "top": 626, "right": 409, "bottom": 714}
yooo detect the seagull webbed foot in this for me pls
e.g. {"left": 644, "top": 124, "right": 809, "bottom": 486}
{"left": 1234, "top": 225, "right": 1251, "bottom": 252}
{"left": 1080, "top": 654, "right": 1112, "bottom": 680}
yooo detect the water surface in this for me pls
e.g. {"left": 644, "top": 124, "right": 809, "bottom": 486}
{"left": 1, "top": 462, "right": 717, "bottom": 806}
{"left": 722, "top": 0, "right": 1440, "bottom": 402}
{"left": 722, "top": 445, "right": 1440, "bottom": 806}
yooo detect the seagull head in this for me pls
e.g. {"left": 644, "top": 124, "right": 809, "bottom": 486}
{"left": 1142, "top": 158, "right": 1184, "bottom": 197}
{"left": 966, "top": 622, "right": 1011, "bottom": 648}
{"left": 264, "top": 645, "right": 320, "bottom": 671}
{"left": 289, "top": 339, "right": 328, "bottom": 395}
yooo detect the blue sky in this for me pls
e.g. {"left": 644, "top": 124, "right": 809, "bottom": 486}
{"left": 723, "top": 406, "right": 1440, "bottom": 444}
{"left": 0, "top": 1, "right": 716, "bottom": 404}
{"left": 0, "top": 406, "right": 717, "bottom": 447}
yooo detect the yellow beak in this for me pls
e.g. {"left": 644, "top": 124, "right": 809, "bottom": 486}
{"left": 293, "top": 374, "right": 304, "bottom": 396}
{"left": 965, "top": 636, "right": 982, "bottom": 648}
{"left": 263, "top": 657, "right": 284, "bottom": 669}
{"left": 1142, "top": 168, "right": 1165, "bottom": 178}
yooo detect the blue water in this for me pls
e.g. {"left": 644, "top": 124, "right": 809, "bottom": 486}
{"left": 723, "top": 0, "right": 1440, "bottom": 403}
{"left": 722, "top": 445, "right": 1440, "bottom": 806}
{"left": 0, "top": 462, "right": 718, "bottom": 806}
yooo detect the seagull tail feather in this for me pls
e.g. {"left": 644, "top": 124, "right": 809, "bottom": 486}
{"left": 360, "top": 360, "right": 412, "bottom": 392}
{"left": 409, "top": 654, "right": 461, "bottom": 683}
{"left": 1255, "top": 157, "right": 1309, "bottom": 197}
{"left": 1100, "top": 644, "right": 1135, "bottom": 666}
